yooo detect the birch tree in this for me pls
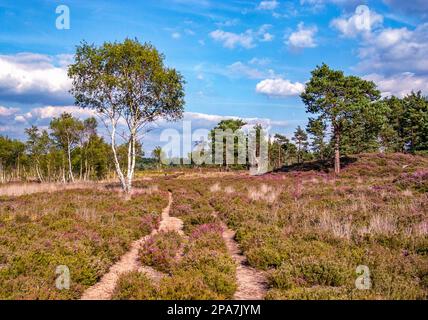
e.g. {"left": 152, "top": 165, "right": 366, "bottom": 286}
{"left": 68, "top": 39, "right": 185, "bottom": 193}
{"left": 50, "top": 113, "right": 83, "bottom": 182}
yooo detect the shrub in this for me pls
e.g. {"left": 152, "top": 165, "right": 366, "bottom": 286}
{"left": 157, "top": 270, "right": 222, "bottom": 300}
{"left": 112, "top": 272, "right": 157, "bottom": 300}
{"left": 139, "top": 231, "right": 182, "bottom": 273}
{"left": 394, "top": 170, "right": 428, "bottom": 193}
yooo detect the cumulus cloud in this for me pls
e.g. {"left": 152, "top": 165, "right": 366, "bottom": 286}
{"left": 0, "top": 106, "right": 20, "bottom": 116}
{"left": 210, "top": 29, "right": 255, "bottom": 49}
{"left": 364, "top": 72, "right": 428, "bottom": 97}
{"left": 11, "top": 106, "right": 96, "bottom": 128}
{"left": 210, "top": 25, "right": 273, "bottom": 49}
{"left": 257, "top": 24, "right": 274, "bottom": 42}
{"left": 287, "top": 22, "right": 318, "bottom": 49}
{"left": 357, "top": 23, "right": 428, "bottom": 74}
{"left": 256, "top": 78, "right": 305, "bottom": 97}
{"left": 257, "top": 0, "right": 279, "bottom": 10}
{"left": 0, "top": 53, "right": 73, "bottom": 104}
{"left": 331, "top": 5, "right": 383, "bottom": 37}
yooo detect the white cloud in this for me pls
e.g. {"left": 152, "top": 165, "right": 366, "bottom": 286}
{"left": 249, "top": 57, "right": 271, "bottom": 66}
{"left": 215, "top": 19, "right": 239, "bottom": 28}
{"left": 287, "top": 22, "right": 318, "bottom": 49}
{"left": 364, "top": 72, "right": 428, "bottom": 97}
{"left": 357, "top": 23, "right": 428, "bottom": 74}
{"left": 210, "top": 29, "right": 255, "bottom": 49}
{"left": 29, "top": 106, "right": 95, "bottom": 120}
{"left": 330, "top": 5, "right": 383, "bottom": 38}
{"left": 256, "top": 78, "right": 305, "bottom": 97}
{"left": 227, "top": 62, "right": 266, "bottom": 79}
{"left": 13, "top": 106, "right": 96, "bottom": 126}
{"left": 257, "top": 0, "right": 279, "bottom": 10}
{"left": 14, "top": 115, "right": 27, "bottom": 123}
{"left": 210, "top": 25, "right": 274, "bottom": 49}
{"left": 0, "top": 53, "right": 72, "bottom": 104}
{"left": 258, "top": 24, "right": 274, "bottom": 42}
{"left": 0, "top": 106, "right": 19, "bottom": 116}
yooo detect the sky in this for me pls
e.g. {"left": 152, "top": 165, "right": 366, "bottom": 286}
{"left": 0, "top": 0, "right": 428, "bottom": 154}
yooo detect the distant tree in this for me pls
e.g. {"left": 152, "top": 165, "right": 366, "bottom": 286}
{"left": 0, "top": 136, "right": 25, "bottom": 182}
{"left": 306, "top": 118, "right": 329, "bottom": 160}
{"left": 379, "top": 96, "right": 406, "bottom": 152}
{"left": 402, "top": 91, "right": 428, "bottom": 153}
{"left": 209, "top": 119, "right": 247, "bottom": 169}
{"left": 25, "top": 126, "right": 52, "bottom": 182}
{"left": 68, "top": 38, "right": 185, "bottom": 193}
{"left": 85, "top": 134, "right": 110, "bottom": 179}
{"left": 152, "top": 146, "right": 165, "bottom": 169}
{"left": 301, "top": 63, "right": 380, "bottom": 174}
{"left": 292, "top": 126, "right": 308, "bottom": 164}
{"left": 270, "top": 134, "right": 287, "bottom": 168}
{"left": 49, "top": 113, "right": 84, "bottom": 182}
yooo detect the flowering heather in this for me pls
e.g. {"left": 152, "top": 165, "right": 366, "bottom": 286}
{"left": 140, "top": 212, "right": 161, "bottom": 234}
{"left": 139, "top": 231, "right": 182, "bottom": 273}
{"left": 190, "top": 223, "right": 224, "bottom": 239}
{"left": 0, "top": 189, "right": 167, "bottom": 299}
{"left": 394, "top": 169, "right": 428, "bottom": 192}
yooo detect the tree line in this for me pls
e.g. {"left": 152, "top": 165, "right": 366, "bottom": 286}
{"left": 187, "top": 64, "right": 427, "bottom": 173}
{"left": 0, "top": 39, "right": 427, "bottom": 186}
{"left": 0, "top": 113, "right": 148, "bottom": 183}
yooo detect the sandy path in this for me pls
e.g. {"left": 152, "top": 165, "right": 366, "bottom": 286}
{"left": 80, "top": 191, "right": 174, "bottom": 300}
{"left": 220, "top": 222, "right": 268, "bottom": 300}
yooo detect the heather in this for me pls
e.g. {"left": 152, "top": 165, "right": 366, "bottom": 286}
{"left": 0, "top": 153, "right": 427, "bottom": 300}
{"left": 208, "top": 154, "right": 428, "bottom": 299}
{"left": 0, "top": 187, "right": 167, "bottom": 299}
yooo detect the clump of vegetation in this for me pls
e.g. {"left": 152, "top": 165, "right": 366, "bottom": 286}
{"left": 112, "top": 272, "right": 157, "bottom": 300}
{"left": 139, "top": 231, "right": 182, "bottom": 273}
{"left": 394, "top": 170, "right": 428, "bottom": 193}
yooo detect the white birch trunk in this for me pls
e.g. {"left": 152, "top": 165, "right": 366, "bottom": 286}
{"left": 110, "top": 121, "right": 128, "bottom": 192}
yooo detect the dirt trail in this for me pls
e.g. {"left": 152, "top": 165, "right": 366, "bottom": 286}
{"left": 80, "top": 191, "right": 175, "bottom": 300}
{"left": 220, "top": 222, "right": 268, "bottom": 300}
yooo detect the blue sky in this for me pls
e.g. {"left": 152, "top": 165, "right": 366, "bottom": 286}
{"left": 0, "top": 0, "right": 427, "bottom": 152}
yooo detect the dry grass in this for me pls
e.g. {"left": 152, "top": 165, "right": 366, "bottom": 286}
{"left": 0, "top": 182, "right": 103, "bottom": 197}
{"left": 318, "top": 212, "right": 352, "bottom": 240}
{"left": 209, "top": 183, "right": 221, "bottom": 193}
{"left": 247, "top": 183, "right": 282, "bottom": 203}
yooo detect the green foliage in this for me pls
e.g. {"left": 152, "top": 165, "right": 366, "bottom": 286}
{"left": 301, "top": 63, "right": 381, "bottom": 172}
{"left": 112, "top": 272, "right": 157, "bottom": 300}
{"left": 306, "top": 118, "right": 330, "bottom": 160}
{"left": 292, "top": 126, "right": 309, "bottom": 164}
{"left": 209, "top": 119, "right": 247, "bottom": 169}
{"left": 0, "top": 136, "right": 26, "bottom": 182}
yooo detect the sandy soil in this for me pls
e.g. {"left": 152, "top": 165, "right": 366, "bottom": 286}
{"left": 220, "top": 222, "right": 268, "bottom": 300}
